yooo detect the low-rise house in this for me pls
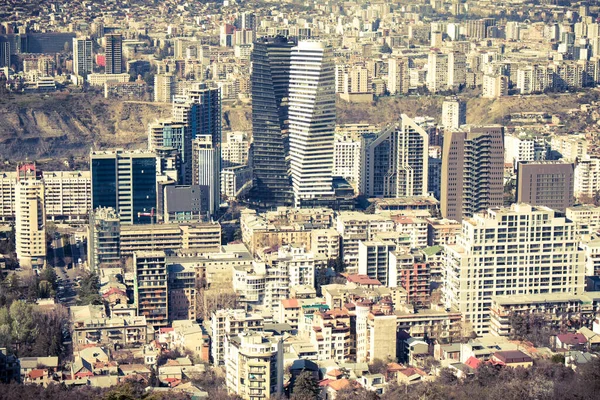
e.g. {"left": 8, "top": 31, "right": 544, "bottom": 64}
{"left": 397, "top": 367, "right": 427, "bottom": 385}
{"left": 491, "top": 350, "right": 533, "bottom": 368}
{"left": 358, "top": 373, "right": 386, "bottom": 395}
{"left": 555, "top": 333, "right": 588, "bottom": 350}
{"left": 19, "top": 356, "right": 59, "bottom": 383}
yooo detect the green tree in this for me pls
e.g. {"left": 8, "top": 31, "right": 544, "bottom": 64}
{"left": 9, "top": 301, "right": 37, "bottom": 354}
{"left": 39, "top": 265, "right": 58, "bottom": 289}
{"left": 291, "top": 371, "right": 320, "bottom": 400}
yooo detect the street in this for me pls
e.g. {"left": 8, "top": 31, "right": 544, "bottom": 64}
{"left": 47, "top": 231, "right": 87, "bottom": 307}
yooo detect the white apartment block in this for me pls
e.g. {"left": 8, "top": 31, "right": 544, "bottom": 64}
{"left": 275, "top": 245, "right": 317, "bottom": 288}
{"left": 221, "top": 131, "right": 249, "bottom": 168}
{"left": 482, "top": 74, "right": 508, "bottom": 98}
{"left": 393, "top": 216, "right": 429, "bottom": 248}
{"left": 551, "top": 134, "right": 588, "bottom": 162}
{"left": 504, "top": 134, "right": 547, "bottom": 168}
{"left": 211, "top": 309, "right": 264, "bottom": 366}
{"left": 309, "top": 309, "right": 353, "bottom": 363}
{"left": 574, "top": 155, "right": 600, "bottom": 199}
{"left": 0, "top": 171, "right": 91, "bottom": 222}
{"left": 336, "top": 212, "right": 395, "bottom": 272}
{"left": 225, "top": 331, "right": 283, "bottom": 400}
{"left": 310, "top": 228, "right": 340, "bottom": 260}
{"left": 443, "top": 204, "right": 585, "bottom": 335}
{"left": 426, "top": 52, "right": 449, "bottom": 92}
{"left": 15, "top": 173, "right": 46, "bottom": 269}
{"left": 441, "top": 97, "right": 466, "bottom": 130}
{"left": 579, "top": 235, "right": 600, "bottom": 276}
{"left": 566, "top": 204, "right": 600, "bottom": 235}
{"left": 358, "top": 240, "right": 397, "bottom": 285}
{"left": 154, "top": 73, "right": 175, "bottom": 103}
{"left": 43, "top": 171, "right": 91, "bottom": 221}
{"left": 333, "top": 132, "right": 362, "bottom": 189}
{"left": 388, "top": 57, "right": 409, "bottom": 95}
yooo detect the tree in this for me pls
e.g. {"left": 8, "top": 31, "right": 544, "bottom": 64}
{"left": 291, "top": 371, "right": 320, "bottom": 400}
{"left": 380, "top": 42, "right": 392, "bottom": 54}
{"left": 368, "top": 358, "right": 388, "bottom": 375}
{"left": 335, "top": 385, "right": 379, "bottom": 400}
{"left": 9, "top": 301, "right": 37, "bottom": 354}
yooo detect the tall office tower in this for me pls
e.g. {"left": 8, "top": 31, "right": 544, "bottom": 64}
{"left": 426, "top": 52, "right": 448, "bottom": 93}
{"left": 91, "top": 149, "right": 157, "bottom": 225}
{"left": 441, "top": 126, "right": 504, "bottom": 221}
{"left": 441, "top": 96, "right": 466, "bottom": 130}
{"left": 250, "top": 36, "right": 294, "bottom": 206}
{"left": 288, "top": 40, "right": 336, "bottom": 206}
{"left": 173, "top": 83, "right": 222, "bottom": 215}
{"left": 154, "top": 73, "right": 175, "bottom": 102}
{"left": 72, "top": 38, "right": 93, "bottom": 77}
{"left": 516, "top": 161, "right": 574, "bottom": 212}
{"left": 105, "top": 33, "right": 123, "bottom": 74}
{"left": 225, "top": 332, "right": 283, "bottom": 400}
{"left": 134, "top": 251, "right": 169, "bottom": 328}
{"left": 387, "top": 57, "right": 409, "bottom": 95}
{"left": 192, "top": 136, "right": 220, "bottom": 216}
{"left": 148, "top": 119, "right": 190, "bottom": 184}
{"left": 443, "top": 204, "right": 585, "bottom": 335}
{"left": 360, "top": 115, "right": 429, "bottom": 198}
{"left": 15, "top": 164, "right": 46, "bottom": 269}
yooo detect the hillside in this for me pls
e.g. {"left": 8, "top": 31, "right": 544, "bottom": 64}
{"left": 0, "top": 93, "right": 172, "bottom": 160}
{"left": 1, "top": 90, "right": 598, "bottom": 161}
{"left": 336, "top": 90, "right": 600, "bottom": 126}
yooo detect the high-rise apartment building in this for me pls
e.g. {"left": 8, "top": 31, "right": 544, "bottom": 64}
{"left": 388, "top": 57, "right": 410, "bottom": 95}
{"left": 574, "top": 155, "right": 600, "bottom": 200}
{"left": 441, "top": 125, "right": 504, "bottom": 221}
{"left": 426, "top": 52, "right": 448, "bottom": 92}
{"left": 288, "top": 40, "right": 336, "bottom": 206}
{"left": 15, "top": 165, "right": 46, "bottom": 269}
{"left": 211, "top": 309, "right": 264, "bottom": 366}
{"left": 504, "top": 133, "right": 547, "bottom": 168}
{"left": 91, "top": 149, "right": 157, "bottom": 225}
{"left": 441, "top": 96, "right": 466, "bottom": 130}
{"left": 87, "top": 207, "right": 121, "bottom": 272}
{"left": 154, "top": 73, "right": 175, "bottom": 103}
{"left": 443, "top": 204, "right": 585, "bottom": 335}
{"left": 516, "top": 161, "right": 575, "bottom": 212}
{"left": 134, "top": 251, "right": 169, "bottom": 328}
{"left": 360, "top": 115, "right": 429, "bottom": 198}
{"left": 447, "top": 51, "right": 467, "bottom": 89}
{"left": 105, "top": 33, "right": 123, "bottom": 74}
{"left": 72, "top": 38, "right": 92, "bottom": 77}
{"left": 250, "top": 36, "right": 294, "bottom": 206}
{"left": 225, "top": 331, "right": 283, "bottom": 400}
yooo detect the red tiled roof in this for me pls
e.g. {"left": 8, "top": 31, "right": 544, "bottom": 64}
{"left": 465, "top": 356, "right": 482, "bottom": 369}
{"left": 28, "top": 369, "right": 45, "bottom": 379}
{"left": 326, "top": 378, "right": 352, "bottom": 391}
{"left": 327, "top": 369, "right": 344, "bottom": 378}
{"left": 282, "top": 298, "right": 300, "bottom": 309}
{"left": 557, "top": 333, "right": 588, "bottom": 345}
{"left": 346, "top": 274, "right": 382, "bottom": 286}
